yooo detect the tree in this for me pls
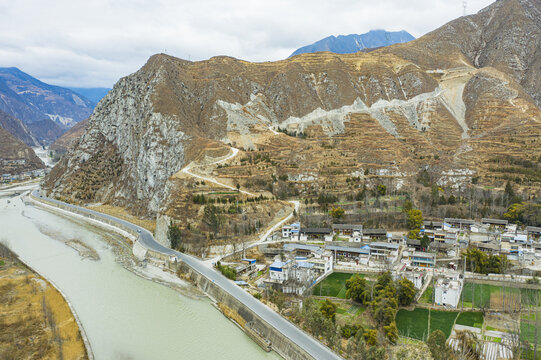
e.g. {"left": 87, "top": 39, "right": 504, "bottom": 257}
{"left": 403, "top": 199, "right": 413, "bottom": 212}
{"left": 407, "top": 209, "right": 423, "bottom": 230}
{"left": 236, "top": 183, "right": 240, "bottom": 192}
{"left": 453, "top": 330, "right": 481, "bottom": 360}
{"left": 346, "top": 275, "right": 369, "bottom": 304}
{"left": 363, "top": 329, "right": 378, "bottom": 346}
{"left": 202, "top": 204, "right": 224, "bottom": 236}
{"left": 320, "top": 299, "right": 337, "bottom": 322}
{"left": 421, "top": 234, "right": 431, "bottom": 250}
{"left": 427, "top": 330, "right": 450, "bottom": 360}
{"left": 167, "top": 221, "right": 182, "bottom": 249}
{"left": 377, "top": 184, "right": 387, "bottom": 196}
{"left": 397, "top": 277, "right": 416, "bottom": 306}
{"left": 383, "top": 321, "right": 398, "bottom": 343}
{"left": 330, "top": 206, "right": 345, "bottom": 219}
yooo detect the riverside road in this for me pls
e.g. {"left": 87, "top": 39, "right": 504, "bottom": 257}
{"left": 31, "top": 190, "right": 341, "bottom": 360}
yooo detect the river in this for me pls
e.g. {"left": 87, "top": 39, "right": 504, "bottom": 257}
{"left": 0, "top": 186, "right": 279, "bottom": 360}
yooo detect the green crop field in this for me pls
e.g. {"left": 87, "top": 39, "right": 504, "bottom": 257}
{"left": 455, "top": 311, "right": 484, "bottom": 328}
{"left": 396, "top": 308, "right": 430, "bottom": 340}
{"left": 521, "top": 288, "right": 541, "bottom": 306}
{"left": 397, "top": 308, "right": 460, "bottom": 340}
{"left": 312, "top": 272, "right": 365, "bottom": 299}
{"left": 430, "top": 310, "right": 459, "bottom": 338}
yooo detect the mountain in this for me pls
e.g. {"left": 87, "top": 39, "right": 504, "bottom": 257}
{"left": 27, "top": 119, "right": 65, "bottom": 145}
{"left": 44, "top": 0, "right": 540, "bottom": 250}
{"left": 0, "top": 126, "right": 44, "bottom": 175}
{"left": 289, "top": 30, "right": 415, "bottom": 57}
{"left": 0, "top": 67, "right": 94, "bottom": 129}
{"left": 68, "top": 88, "right": 111, "bottom": 106}
{"left": 0, "top": 109, "right": 39, "bottom": 147}
{"left": 379, "top": 0, "right": 541, "bottom": 107}
{"left": 49, "top": 118, "right": 89, "bottom": 154}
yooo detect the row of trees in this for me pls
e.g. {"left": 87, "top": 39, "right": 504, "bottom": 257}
{"left": 463, "top": 248, "right": 509, "bottom": 275}
{"left": 344, "top": 272, "right": 416, "bottom": 344}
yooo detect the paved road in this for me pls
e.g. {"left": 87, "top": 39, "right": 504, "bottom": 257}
{"left": 30, "top": 190, "right": 341, "bottom": 360}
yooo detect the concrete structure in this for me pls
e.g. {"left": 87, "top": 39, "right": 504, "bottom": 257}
{"left": 423, "top": 220, "right": 443, "bottom": 230}
{"left": 326, "top": 243, "right": 370, "bottom": 262}
{"left": 370, "top": 242, "right": 399, "bottom": 262}
{"left": 434, "top": 276, "right": 463, "bottom": 308}
{"left": 395, "top": 267, "right": 426, "bottom": 289}
{"left": 409, "top": 251, "right": 436, "bottom": 268}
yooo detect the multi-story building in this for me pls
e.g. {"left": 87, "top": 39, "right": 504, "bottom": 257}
{"left": 434, "top": 276, "right": 463, "bottom": 308}
{"left": 409, "top": 251, "right": 436, "bottom": 268}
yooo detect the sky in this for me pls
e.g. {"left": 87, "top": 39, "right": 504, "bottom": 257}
{"left": 0, "top": 0, "right": 495, "bottom": 88}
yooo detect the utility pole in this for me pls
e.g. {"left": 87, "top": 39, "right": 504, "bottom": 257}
{"left": 463, "top": 0, "right": 467, "bottom": 16}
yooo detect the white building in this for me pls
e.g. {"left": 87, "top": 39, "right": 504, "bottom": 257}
{"left": 282, "top": 222, "right": 300, "bottom": 239}
{"left": 434, "top": 276, "right": 463, "bottom": 308}
{"left": 307, "top": 251, "right": 333, "bottom": 276}
{"left": 269, "top": 261, "right": 289, "bottom": 282}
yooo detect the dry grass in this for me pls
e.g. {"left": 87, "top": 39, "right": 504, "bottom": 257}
{"left": 0, "top": 258, "right": 87, "bottom": 360}
{"left": 88, "top": 204, "right": 156, "bottom": 232}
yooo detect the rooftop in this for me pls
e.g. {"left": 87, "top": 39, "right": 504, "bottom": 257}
{"left": 332, "top": 224, "right": 362, "bottom": 231}
{"left": 370, "top": 242, "right": 400, "bottom": 250}
{"left": 481, "top": 218, "right": 508, "bottom": 225}
{"left": 300, "top": 227, "right": 332, "bottom": 234}
{"left": 363, "top": 229, "right": 387, "bottom": 235}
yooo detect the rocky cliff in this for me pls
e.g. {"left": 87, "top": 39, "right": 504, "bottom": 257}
{"left": 44, "top": 0, "right": 541, "bottom": 224}
{"left": 0, "top": 126, "right": 44, "bottom": 174}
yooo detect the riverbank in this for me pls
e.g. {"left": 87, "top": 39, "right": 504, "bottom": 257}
{"left": 0, "top": 243, "right": 89, "bottom": 360}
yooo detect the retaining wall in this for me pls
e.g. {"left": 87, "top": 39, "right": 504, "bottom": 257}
{"left": 178, "top": 262, "right": 314, "bottom": 360}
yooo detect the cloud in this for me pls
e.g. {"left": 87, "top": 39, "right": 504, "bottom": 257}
{"left": 0, "top": 0, "right": 495, "bottom": 87}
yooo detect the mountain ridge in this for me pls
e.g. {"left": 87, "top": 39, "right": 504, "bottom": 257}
{"left": 290, "top": 30, "right": 415, "bottom": 57}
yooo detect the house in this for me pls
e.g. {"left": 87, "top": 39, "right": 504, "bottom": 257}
{"left": 527, "top": 226, "right": 541, "bottom": 242}
{"left": 513, "top": 234, "right": 529, "bottom": 244}
{"left": 406, "top": 238, "right": 424, "bottom": 251}
{"left": 423, "top": 220, "right": 444, "bottom": 230}
{"left": 482, "top": 218, "right": 508, "bottom": 230}
{"left": 370, "top": 242, "right": 399, "bottom": 262}
{"left": 235, "top": 258, "right": 257, "bottom": 277}
{"left": 299, "top": 228, "right": 333, "bottom": 242}
{"left": 409, "top": 252, "right": 436, "bottom": 268}
{"left": 326, "top": 243, "right": 370, "bottom": 261}
{"left": 332, "top": 224, "right": 362, "bottom": 237}
{"left": 445, "top": 231, "right": 458, "bottom": 244}
{"left": 434, "top": 232, "right": 446, "bottom": 243}
{"left": 430, "top": 242, "right": 453, "bottom": 252}
{"left": 282, "top": 222, "right": 300, "bottom": 238}
{"left": 444, "top": 218, "right": 475, "bottom": 229}
{"left": 307, "top": 251, "right": 333, "bottom": 276}
{"left": 269, "top": 261, "right": 289, "bottom": 282}
{"left": 434, "top": 276, "right": 463, "bottom": 308}
{"left": 283, "top": 243, "right": 323, "bottom": 257}
{"left": 473, "top": 242, "right": 500, "bottom": 255}
{"left": 395, "top": 267, "right": 426, "bottom": 289}
{"left": 363, "top": 229, "right": 387, "bottom": 241}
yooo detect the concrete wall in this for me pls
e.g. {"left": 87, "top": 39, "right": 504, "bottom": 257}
{"left": 178, "top": 262, "right": 314, "bottom": 360}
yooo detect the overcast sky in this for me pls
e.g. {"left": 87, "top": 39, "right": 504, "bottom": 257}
{"left": 0, "top": 0, "right": 495, "bottom": 88}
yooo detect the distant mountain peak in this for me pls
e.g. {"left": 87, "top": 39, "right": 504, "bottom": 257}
{"left": 289, "top": 29, "right": 415, "bottom": 57}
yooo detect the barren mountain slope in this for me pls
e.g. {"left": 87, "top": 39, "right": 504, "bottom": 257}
{"left": 378, "top": 0, "right": 541, "bottom": 107}
{"left": 0, "top": 109, "right": 39, "bottom": 146}
{"left": 43, "top": 0, "right": 541, "bottom": 229}
{"left": 0, "top": 126, "right": 44, "bottom": 174}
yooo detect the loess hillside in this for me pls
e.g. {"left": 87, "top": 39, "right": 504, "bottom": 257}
{"left": 43, "top": 0, "right": 541, "bottom": 249}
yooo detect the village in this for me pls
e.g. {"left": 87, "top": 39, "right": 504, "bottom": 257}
{"left": 216, "top": 217, "right": 541, "bottom": 360}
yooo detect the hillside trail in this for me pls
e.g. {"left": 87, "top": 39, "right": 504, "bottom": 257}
{"left": 179, "top": 144, "right": 299, "bottom": 266}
